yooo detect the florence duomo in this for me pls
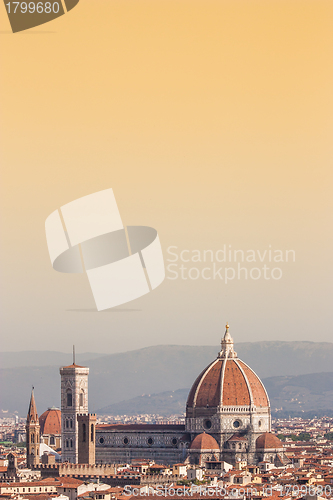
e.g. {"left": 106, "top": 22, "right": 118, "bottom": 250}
{"left": 25, "top": 324, "right": 288, "bottom": 469}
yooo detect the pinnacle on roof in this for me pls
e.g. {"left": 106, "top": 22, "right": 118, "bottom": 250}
{"left": 27, "top": 387, "right": 38, "bottom": 423}
{"left": 219, "top": 322, "right": 237, "bottom": 359}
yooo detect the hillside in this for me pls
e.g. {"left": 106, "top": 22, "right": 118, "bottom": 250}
{"left": 97, "top": 372, "right": 333, "bottom": 417}
{"left": 1, "top": 341, "right": 333, "bottom": 416}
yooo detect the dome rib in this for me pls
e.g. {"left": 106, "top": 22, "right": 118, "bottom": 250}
{"left": 187, "top": 327, "right": 270, "bottom": 410}
{"left": 237, "top": 360, "right": 269, "bottom": 407}
{"left": 193, "top": 358, "right": 220, "bottom": 407}
{"left": 234, "top": 359, "right": 254, "bottom": 406}
{"left": 222, "top": 359, "right": 251, "bottom": 406}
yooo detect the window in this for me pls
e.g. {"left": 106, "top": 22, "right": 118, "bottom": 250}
{"left": 83, "top": 423, "right": 86, "bottom": 442}
{"left": 66, "top": 419, "right": 69, "bottom": 428}
{"left": 99, "top": 437, "right": 104, "bottom": 444}
{"left": 147, "top": 437, "right": 153, "bottom": 446}
{"left": 70, "top": 439, "right": 73, "bottom": 447}
{"left": 204, "top": 419, "right": 212, "bottom": 430}
{"left": 123, "top": 437, "right": 129, "bottom": 445}
{"left": 70, "top": 419, "right": 73, "bottom": 428}
{"left": 233, "top": 420, "right": 241, "bottom": 428}
{"left": 79, "top": 390, "right": 84, "bottom": 407}
{"left": 66, "top": 440, "right": 69, "bottom": 448}
{"left": 31, "top": 434, "right": 34, "bottom": 443}
{"left": 50, "top": 436, "right": 55, "bottom": 445}
{"left": 67, "top": 390, "right": 72, "bottom": 407}
{"left": 91, "top": 424, "right": 94, "bottom": 442}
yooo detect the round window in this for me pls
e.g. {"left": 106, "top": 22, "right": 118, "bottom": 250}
{"left": 233, "top": 420, "right": 241, "bottom": 428}
{"left": 147, "top": 437, "right": 154, "bottom": 446}
{"left": 204, "top": 419, "right": 212, "bottom": 430}
{"left": 172, "top": 438, "right": 178, "bottom": 446}
{"left": 99, "top": 437, "right": 104, "bottom": 444}
{"left": 123, "top": 437, "right": 129, "bottom": 445}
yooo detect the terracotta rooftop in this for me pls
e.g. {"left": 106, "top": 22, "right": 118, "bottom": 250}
{"left": 256, "top": 432, "right": 283, "bottom": 450}
{"left": 189, "top": 432, "right": 219, "bottom": 450}
{"left": 96, "top": 424, "right": 185, "bottom": 431}
{"left": 60, "top": 363, "right": 86, "bottom": 369}
{"left": 187, "top": 328, "right": 269, "bottom": 408}
{"left": 39, "top": 408, "right": 61, "bottom": 436}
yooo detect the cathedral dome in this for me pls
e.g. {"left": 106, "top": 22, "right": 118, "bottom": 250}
{"left": 39, "top": 408, "right": 61, "bottom": 435}
{"left": 189, "top": 432, "right": 219, "bottom": 450}
{"left": 256, "top": 432, "right": 283, "bottom": 450}
{"left": 187, "top": 325, "right": 269, "bottom": 409}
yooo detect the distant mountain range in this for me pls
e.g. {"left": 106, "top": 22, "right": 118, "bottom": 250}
{"left": 1, "top": 341, "right": 333, "bottom": 417}
{"left": 98, "top": 372, "right": 333, "bottom": 417}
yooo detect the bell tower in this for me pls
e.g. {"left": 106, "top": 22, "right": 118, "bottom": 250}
{"left": 60, "top": 348, "right": 89, "bottom": 463}
{"left": 26, "top": 388, "right": 40, "bottom": 468}
{"left": 77, "top": 413, "right": 96, "bottom": 464}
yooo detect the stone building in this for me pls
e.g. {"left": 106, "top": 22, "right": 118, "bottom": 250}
{"left": 94, "top": 324, "right": 286, "bottom": 466}
{"left": 59, "top": 362, "right": 89, "bottom": 463}
{"left": 27, "top": 324, "right": 286, "bottom": 467}
{"left": 26, "top": 389, "right": 40, "bottom": 468}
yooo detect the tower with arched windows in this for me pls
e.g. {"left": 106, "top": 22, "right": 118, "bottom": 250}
{"left": 77, "top": 413, "right": 96, "bottom": 464}
{"left": 60, "top": 361, "right": 89, "bottom": 463}
{"left": 26, "top": 388, "right": 40, "bottom": 468}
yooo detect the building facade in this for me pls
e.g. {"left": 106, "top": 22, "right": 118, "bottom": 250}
{"left": 59, "top": 363, "right": 89, "bottom": 463}
{"left": 26, "top": 324, "right": 286, "bottom": 467}
{"left": 94, "top": 325, "right": 286, "bottom": 466}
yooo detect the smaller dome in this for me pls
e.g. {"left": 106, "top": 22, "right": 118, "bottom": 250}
{"left": 256, "top": 432, "right": 283, "bottom": 450}
{"left": 190, "top": 433, "right": 219, "bottom": 451}
{"left": 39, "top": 408, "right": 61, "bottom": 435}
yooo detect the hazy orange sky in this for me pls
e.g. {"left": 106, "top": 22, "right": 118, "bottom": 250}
{"left": 0, "top": 0, "right": 332, "bottom": 353}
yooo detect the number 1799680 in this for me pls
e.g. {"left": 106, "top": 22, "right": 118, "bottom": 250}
{"left": 5, "top": 2, "right": 60, "bottom": 13}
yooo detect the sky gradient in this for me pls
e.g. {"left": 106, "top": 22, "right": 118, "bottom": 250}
{"left": 0, "top": 0, "right": 332, "bottom": 353}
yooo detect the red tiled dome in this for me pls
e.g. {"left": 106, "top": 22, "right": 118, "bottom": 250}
{"left": 187, "top": 327, "right": 269, "bottom": 409}
{"left": 256, "top": 432, "right": 283, "bottom": 450}
{"left": 187, "top": 358, "right": 268, "bottom": 408}
{"left": 39, "top": 408, "right": 61, "bottom": 435}
{"left": 190, "top": 433, "right": 219, "bottom": 450}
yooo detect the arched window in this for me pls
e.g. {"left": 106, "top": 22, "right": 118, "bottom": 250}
{"left": 66, "top": 440, "right": 69, "bottom": 448}
{"left": 91, "top": 424, "right": 94, "bottom": 443}
{"left": 70, "top": 419, "right": 73, "bottom": 428}
{"left": 66, "top": 390, "right": 72, "bottom": 407}
{"left": 79, "top": 390, "right": 84, "bottom": 407}
{"left": 82, "top": 423, "right": 86, "bottom": 442}
{"left": 31, "top": 434, "right": 35, "bottom": 443}
{"left": 70, "top": 439, "right": 73, "bottom": 448}
{"left": 50, "top": 436, "right": 55, "bottom": 446}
